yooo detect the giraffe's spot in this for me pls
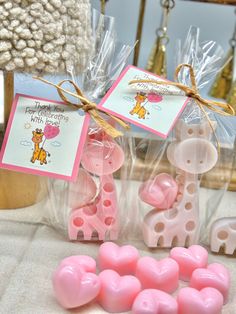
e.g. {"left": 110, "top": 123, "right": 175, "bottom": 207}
{"left": 187, "top": 160, "right": 191, "bottom": 164}
{"left": 188, "top": 129, "right": 193, "bottom": 135}
{"left": 73, "top": 217, "right": 84, "bottom": 227}
{"left": 185, "top": 221, "right": 195, "bottom": 231}
{"left": 103, "top": 183, "right": 113, "bottom": 193}
{"left": 229, "top": 222, "right": 236, "bottom": 230}
{"left": 103, "top": 200, "right": 111, "bottom": 207}
{"left": 217, "top": 230, "right": 228, "bottom": 240}
{"left": 187, "top": 183, "right": 196, "bottom": 194}
{"left": 155, "top": 222, "right": 165, "bottom": 233}
{"left": 83, "top": 205, "right": 97, "bottom": 215}
{"left": 105, "top": 217, "right": 115, "bottom": 226}
{"left": 199, "top": 129, "right": 204, "bottom": 135}
{"left": 185, "top": 202, "right": 192, "bottom": 210}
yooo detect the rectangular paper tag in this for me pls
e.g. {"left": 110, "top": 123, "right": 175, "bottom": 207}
{"left": 98, "top": 65, "right": 189, "bottom": 138}
{"left": 0, "top": 94, "right": 90, "bottom": 181}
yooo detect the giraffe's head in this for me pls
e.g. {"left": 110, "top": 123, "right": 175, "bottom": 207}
{"left": 167, "top": 120, "right": 218, "bottom": 174}
{"left": 32, "top": 129, "right": 44, "bottom": 144}
{"left": 135, "top": 92, "right": 147, "bottom": 103}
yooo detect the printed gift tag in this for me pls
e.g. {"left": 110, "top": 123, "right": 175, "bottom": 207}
{"left": 99, "top": 65, "right": 189, "bottom": 138}
{"left": 0, "top": 94, "right": 90, "bottom": 181}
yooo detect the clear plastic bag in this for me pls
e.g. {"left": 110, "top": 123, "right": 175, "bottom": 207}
{"left": 45, "top": 10, "right": 134, "bottom": 241}
{"left": 120, "top": 26, "right": 236, "bottom": 249}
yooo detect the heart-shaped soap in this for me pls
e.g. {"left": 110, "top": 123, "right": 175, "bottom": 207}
{"left": 98, "top": 269, "right": 141, "bottom": 313}
{"left": 190, "top": 263, "right": 230, "bottom": 304}
{"left": 53, "top": 263, "right": 101, "bottom": 309}
{"left": 177, "top": 287, "right": 223, "bottom": 314}
{"left": 135, "top": 257, "right": 179, "bottom": 293}
{"left": 68, "top": 168, "right": 97, "bottom": 209}
{"left": 59, "top": 255, "right": 97, "bottom": 273}
{"left": 170, "top": 245, "right": 208, "bottom": 281}
{"left": 44, "top": 124, "right": 60, "bottom": 139}
{"left": 139, "top": 173, "right": 178, "bottom": 209}
{"left": 98, "top": 242, "right": 140, "bottom": 275}
{"left": 132, "top": 289, "right": 178, "bottom": 314}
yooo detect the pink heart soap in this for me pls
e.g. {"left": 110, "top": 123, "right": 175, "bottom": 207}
{"left": 59, "top": 255, "right": 96, "bottom": 273}
{"left": 139, "top": 173, "right": 178, "bottom": 209}
{"left": 136, "top": 256, "right": 179, "bottom": 293}
{"left": 53, "top": 263, "right": 101, "bottom": 309}
{"left": 170, "top": 245, "right": 208, "bottom": 281}
{"left": 177, "top": 287, "right": 223, "bottom": 314}
{"left": 68, "top": 168, "right": 97, "bottom": 209}
{"left": 98, "top": 242, "right": 140, "bottom": 275}
{"left": 132, "top": 289, "right": 178, "bottom": 314}
{"left": 98, "top": 269, "right": 141, "bottom": 313}
{"left": 190, "top": 263, "right": 230, "bottom": 304}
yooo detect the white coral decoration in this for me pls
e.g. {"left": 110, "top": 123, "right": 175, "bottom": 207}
{"left": 0, "top": 0, "right": 92, "bottom": 73}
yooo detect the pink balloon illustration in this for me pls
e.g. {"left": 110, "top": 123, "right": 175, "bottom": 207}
{"left": 147, "top": 93, "right": 163, "bottom": 103}
{"left": 40, "top": 124, "right": 60, "bottom": 150}
{"left": 44, "top": 124, "right": 60, "bottom": 139}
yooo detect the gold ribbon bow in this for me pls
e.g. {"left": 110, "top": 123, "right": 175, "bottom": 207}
{"left": 129, "top": 63, "right": 235, "bottom": 151}
{"left": 33, "top": 77, "right": 130, "bottom": 138}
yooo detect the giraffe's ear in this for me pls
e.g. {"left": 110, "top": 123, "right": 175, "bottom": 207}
{"left": 41, "top": 132, "right": 44, "bottom": 136}
{"left": 32, "top": 131, "right": 35, "bottom": 135}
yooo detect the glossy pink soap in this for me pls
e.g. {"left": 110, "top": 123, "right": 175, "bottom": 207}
{"left": 98, "top": 269, "right": 141, "bottom": 313}
{"left": 60, "top": 255, "right": 96, "bottom": 273}
{"left": 53, "top": 262, "right": 100, "bottom": 309}
{"left": 132, "top": 289, "right": 178, "bottom": 314}
{"left": 135, "top": 256, "right": 179, "bottom": 293}
{"left": 177, "top": 287, "right": 223, "bottom": 314}
{"left": 190, "top": 263, "right": 230, "bottom": 304}
{"left": 170, "top": 245, "right": 208, "bottom": 281}
{"left": 139, "top": 173, "right": 178, "bottom": 209}
{"left": 98, "top": 242, "right": 140, "bottom": 275}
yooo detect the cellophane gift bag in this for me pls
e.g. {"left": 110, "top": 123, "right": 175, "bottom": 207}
{"left": 44, "top": 10, "right": 133, "bottom": 241}
{"left": 119, "top": 26, "right": 236, "bottom": 249}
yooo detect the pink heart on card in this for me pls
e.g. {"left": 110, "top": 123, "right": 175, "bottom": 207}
{"left": 132, "top": 289, "right": 178, "bottom": 314}
{"left": 170, "top": 245, "right": 208, "bottom": 281}
{"left": 53, "top": 263, "right": 100, "bottom": 309}
{"left": 44, "top": 124, "right": 60, "bottom": 139}
{"left": 98, "top": 242, "right": 140, "bottom": 275}
{"left": 177, "top": 287, "right": 223, "bottom": 314}
{"left": 135, "top": 257, "right": 179, "bottom": 293}
{"left": 139, "top": 173, "right": 178, "bottom": 209}
{"left": 59, "top": 255, "right": 97, "bottom": 273}
{"left": 190, "top": 263, "right": 230, "bottom": 304}
{"left": 98, "top": 269, "right": 141, "bottom": 313}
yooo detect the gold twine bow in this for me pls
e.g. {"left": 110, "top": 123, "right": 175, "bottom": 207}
{"left": 33, "top": 77, "right": 130, "bottom": 138}
{"left": 129, "top": 63, "right": 235, "bottom": 152}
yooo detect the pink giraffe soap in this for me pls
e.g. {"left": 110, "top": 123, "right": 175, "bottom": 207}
{"left": 135, "top": 256, "right": 179, "bottom": 293}
{"left": 98, "top": 269, "right": 141, "bottom": 313}
{"left": 190, "top": 263, "right": 230, "bottom": 304}
{"left": 170, "top": 245, "right": 208, "bottom": 281}
{"left": 177, "top": 287, "right": 223, "bottom": 314}
{"left": 132, "top": 289, "right": 178, "bottom": 314}
{"left": 98, "top": 242, "right": 140, "bottom": 275}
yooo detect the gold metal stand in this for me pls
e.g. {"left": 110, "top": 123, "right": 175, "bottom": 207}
{"left": 133, "top": 0, "right": 147, "bottom": 66}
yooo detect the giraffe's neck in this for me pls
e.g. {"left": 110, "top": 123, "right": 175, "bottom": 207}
{"left": 135, "top": 102, "right": 142, "bottom": 108}
{"left": 34, "top": 143, "right": 40, "bottom": 151}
